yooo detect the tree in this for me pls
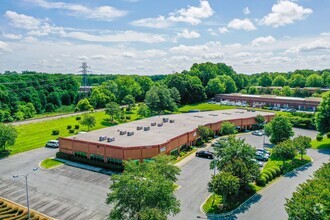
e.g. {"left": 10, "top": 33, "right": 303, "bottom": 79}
{"left": 105, "top": 102, "right": 121, "bottom": 122}
{"left": 205, "top": 78, "right": 226, "bottom": 97}
{"left": 169, "top": 87, "right": 181, "bottom": 104}
{"left": 106, "top": 155, "right": 180, "bottom": 220}
{"left": 293, "top": 135, "right": 311, "bottom": 160}
{"left": 0, "top": 123, "right": 18, "bottom": 152}
{"left": 123, "top": 95, "right": 135, "bottom": 110}
{"left": 265, "top": 115, "right": 294, "bottom": 144}
{"left": 272, "top": 140, "right": 296, "bottom": 166}
{"left": 248, "top": 86, "right": 258, "bottom": 94}
{"left": 197, "top": 126, "right": 214, "bottom": 142}
{"left": 289, "top": 74, "right": 305, "bottom": 88}
{"left": 285, "top": 163, "right": 330, "bottom": 220}
{"left": 220, "top": 121, "right": 236, "bottom": 135}
{"left": 79, "top": 114, "right": 96, "bottom": 131}
{"left": 259, "top": 74, "right": 273, "bottom": 87}
{"left": 219, "top": 75, "right": 237, "bottom": 93}
{"left": 145, "top": 86, "right": 177, "bottom": 113}
{"left": 281, "top": 86, "right": 293, "bottom": 96}
{"left": 315, "top": 92, "right": 330, "bottom": 133}
{"left": 211, "top": 136, "right": 259, "bottom": 187}
{"left": 208, "top": 172, "right": 240, "bottom": 207}
{"left": 76, "top": 98, "right": 93, "bottom": 111}
{"left": 272, "top": 75, "right": 287, "bottom": 87}
{"left": 255, "top": 114, "right": 265, "bottom": 128}
{"left": 137, "top": 104, "right": 150, "bottom": 118}
{"left": 306, "top": 74, "right": 324, "bottom": 87}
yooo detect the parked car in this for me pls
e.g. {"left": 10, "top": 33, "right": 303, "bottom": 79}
{"left": 251, "top": 159, "right": 263, "bottom": 167}
{"left": 256, "top": 148, "right": 270, "bottom": 155}
{"left": 255, "top": 151, "right": 269, "bottom": 161}
{"left": 252, "top": 130, "right": 263, "bottom": 136}
{"left": 46, "top": 140, "right": 59, "bottom": 148}
{"left": 196, "top": 151, "right": 214, "bottom": 159}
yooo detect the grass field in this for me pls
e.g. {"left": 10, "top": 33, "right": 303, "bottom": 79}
{"left": 40, "top": 158, "right": 64, "bottom": 169}
{"left": 178, "top": 103, "right": 235, "bottom": 112}
{"left": 7, "top": 109, "right": 140, "bottom": 156}
{"left": 311, "top": 136, "right": 330, "bottom": 149}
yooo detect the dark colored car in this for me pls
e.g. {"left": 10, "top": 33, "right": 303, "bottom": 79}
{"left": 196, "top": 151, "right": 214, "bottom": 159}
{"left": 255, "top": 152, "right": 269, "bottom": 161}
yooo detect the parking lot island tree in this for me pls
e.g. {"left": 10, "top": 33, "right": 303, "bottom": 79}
{"left": 272, "top": 140, "right": 297, "bottom": 167}
{"left": 211, "top": 136, "right": 259, "bottom": 188}
{"left": 197, "top": 125, "right": 214, "bottom": 143}
{"left": 105, "top": 102, "right": 121, "bottom": 122}
{"left": 293, "top": 135, "right": 311, "bottom": 160}
{"left": 315, "top": 91, "right": 330, "bottom": 134}
{"left": 0, "top": 123, "right": 18, "bottom": 153}
{"left": 220, "top": 121, "right": 237, "bottom": 136}
{"left": 106, "top": 155, "right": 180, "bottom": 220}
{"left": 255, "top": 114, "right": 265, "bottom": 128}
{"left": 208, "top": 171, "right": 240, "bottom": 208}
{"left": 79, "top": 114, "right": 96, "bottom": 131}
{"left": 264, "top": 115, "right": 294, "bottom": 144}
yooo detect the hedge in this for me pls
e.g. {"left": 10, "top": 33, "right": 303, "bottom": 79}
{"left": 327, "top": 132, "right": 330, "bottom": 138}
{"left": 256, "top": 176, "right": 267, "bottom": 187}
{"left": 316, "top": 134, "right": 323, "bottom": 141}
{"left": 261, "top": 173, "right": 269, "bottom": 182}
{"left": 263, "top": 170, "right": 273, "bottom": 181}
{"left": 273, "top": 166, "right": 281, "bottom": 176}
{"left": 67, "top": 125, "right": 72, "bottom": 129}
{"left": 267, "top": 168, "right": 277, "bottom": 178}
{"left": 52, "top": 130, "right": 59, "bottom": 135}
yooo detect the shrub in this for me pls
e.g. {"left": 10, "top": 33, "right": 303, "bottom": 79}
{"left": 273, "top": 166, "right": 281, "bottom": 176}
{"left": 261, "top": 173, "right": 269, "bottom": 183}
{"left": 126, "top": 116, "right": 131, "bottom": 120}
{"left": 74, "top": 125, "right": 80, "bottom": 129}
{"left": 179, "top": 152, "right": 186, "bottom": 157}
{"left": 52, "top": 130, "right": 59, "bottom": 135}
{"left": 67, "top": 125, "right": 72, "bottom": 129}
{"left": 268, "top": 168, "right": 277, "bottom": 178}
{"left": 263, "top": 170, "right": 273, "bottom": 181}
{"left": 76, "top": 116, "right": 81, "bottom": 120}
{"left": 316, "top": 134, "right": 323, "bottom": 141}
{"left": 256, "top": 176, "right": 267, "bottom": 186}
{"left": 327, "top": 132, "right": 330, "bottom": 138}
{"left": 69, "top": 129, "right": 74, "bottom": 133}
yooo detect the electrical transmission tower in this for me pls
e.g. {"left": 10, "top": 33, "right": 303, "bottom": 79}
{"left": 79, "top": 62, "right": 91, "bottom": 98}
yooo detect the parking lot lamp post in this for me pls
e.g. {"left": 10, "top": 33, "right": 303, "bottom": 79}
{"left": 13, "top": 168, "right": 38, "bottom": 220}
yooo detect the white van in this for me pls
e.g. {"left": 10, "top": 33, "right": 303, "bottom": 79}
{"left": 46, "top": 140, "right": 59, "bottom": 148}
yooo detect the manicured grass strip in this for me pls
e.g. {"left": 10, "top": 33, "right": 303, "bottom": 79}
{"left": 8, "top": 109, "right": 140, "bottom": 156}
{"left": 264, "top": 155, "right": 312, "bottom": 174}
{"left": 40, "top": 158, "right": 64, "bottom": 169}
{"left": 175, "top": 148, "right": 198, "bottom": 163}
{"left": 178, "top": 103, "right": 235, "bottom": 112}
{"left": 311, "top": 137, "right": 330, "bottom": 149}
{"left": 203, "top": 194, "right": 222, "bottom": 214}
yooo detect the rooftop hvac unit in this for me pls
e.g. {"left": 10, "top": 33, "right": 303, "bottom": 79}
{"left": 144, "top": 126, "right": 150, "bottom": 131}
{"left": 137, "top": 126, "right": 143, "bottom": 130}
{"left": 107, "top": 137, "right": 115, "bottom": 142}
{"left": 163, "top": 118, "right": 169, "bottom": 123}
{"left": 120, "top": 130, "right": 127, "bottom": 135}
{"left": 170, "top": 119, "right": 175, "bottom": 123}
{"left": 158, "top": 123, "right": 163, "bottom": 127}
{"left": 127, "top": 131, "right": 134, "bottom": 136}
{"left": 99, "top": 136, "right": 107, "bottom": 141}
{"left": 151, "top": 122, "right": 156, "bottom": 126}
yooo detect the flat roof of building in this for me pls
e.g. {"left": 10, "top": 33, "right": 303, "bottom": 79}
{"left": 219, "top": 93, "right": 322, "bottom": 102}
{"left": 66, "top": 109, "right": 274, "bottom": 148}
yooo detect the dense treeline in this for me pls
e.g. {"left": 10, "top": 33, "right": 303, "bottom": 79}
{"left": 1, "top": 63, "right": 329, "bottom": 121}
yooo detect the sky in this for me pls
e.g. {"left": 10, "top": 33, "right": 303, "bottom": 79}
{"left": 0, "top": 0, "right": 329, "bottom": 75}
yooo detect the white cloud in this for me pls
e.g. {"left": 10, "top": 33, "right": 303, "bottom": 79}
{"left": 0, "top": 41, "right": 11, "bottom": 52}
{"left": 201, "top": 52, "right": 224, "bottom": 60}
{"left": 4, "top": 11, "right": 41, "bottom": 30}
{"left": 90, "top": 55, "right": 107, "bottom": 60}
{"left": 144, "top": 49, "right": 167, "bottom": 57}
{"left": 23, "top": 36, "right": 38, "bottom": 42}
{"left": 170, "top": 44, "right": 209, "bottom": 53}
{"left": 177, "top": 29, "right": 200, "bottom": 39}
{"left": 234, "top": 52, "right": 251, "bottom": 57}
{"left": 78, "top": 56, "right": 88, "bottom": 61}
{"left": 228, "top": 18, "right": 256, "bottom": 31}
{"left": 207, "top": 28, "right": 217, "bottom": 36}
{"left": 218, "top": 27, "right": 228, "bottom": 34}
{"left": 252, "top": 35, "right": 276, "bottom": 46}
{"left": 121, "top": 52, "right": 135, "bottom": 58}
{"left": 131, "top": 1, "right": 214, "bottom": 28}
{"left": 286, "top": 40, "right": 330, "bottom": 53}
{"left": 25, "top": 0, "right": 127, "bottom": 21}
{"left": 2, "top": 33, "right": 23, "bottom": 40}
{"left": 66, "top": 31, "right": 166, "bottom": 43}
{"left": 131, "top": 16, "right": 171, "bottom": 28}
{"left": 243, "top": 7, "right": 250, "bottom": 15}
{"left": 260, "top": 0, "right": 312, "bottom": 27}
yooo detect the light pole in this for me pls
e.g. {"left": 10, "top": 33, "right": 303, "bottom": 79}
{"left": 13, "top": 168, "right": 38, "bottom": 220}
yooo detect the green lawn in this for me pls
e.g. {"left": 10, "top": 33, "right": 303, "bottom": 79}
{"left": 264, "top": 154, "right": 312, "bottom": 174}
{"left": 178, "top": 103, "right": 235, "bottom": 113}
{"left": 6, "top": 108, "right": 140, "bottom": 156}
{"left": 40, "top": 158, "right": 64, "bottom": 169}
{"left": 311, "top": 136, "right": 330, "bottom": 149}
{"left": 31, "top": 105, "right": 75, "bottom": 119}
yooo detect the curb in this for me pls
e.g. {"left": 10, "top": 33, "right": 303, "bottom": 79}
{"left": 200, "top": 158, "right": 314, "bottom": 217}
{"left": 38, "top": 157, "right": 64, "bottom": 170}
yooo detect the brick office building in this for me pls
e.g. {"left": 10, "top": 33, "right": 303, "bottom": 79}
{"left": 215, "top": 93, "right": 322, "bottom": 111}
{"left": 59, "top": 109, "right": 274, "bottom": 169}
